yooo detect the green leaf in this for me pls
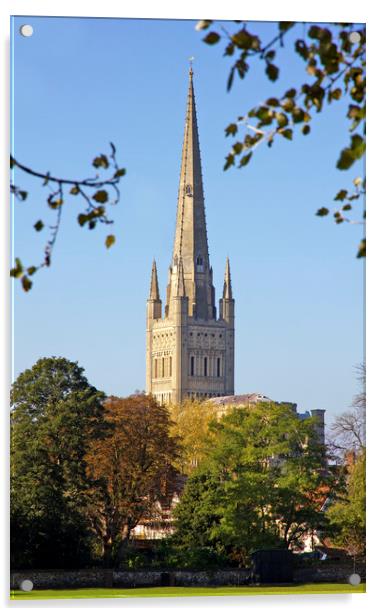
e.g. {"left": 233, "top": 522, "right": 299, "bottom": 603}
{"left": 34, "top": 220, "right": 44, "bottom": 232}
{"left": 281, "top": 98, "right": 294, "bottom": 112}
{"left": 27, "top": 266, "right": 37, "bottom": 276}
{"left": 92, "top": 206, "right": 105, "bottom": 217}
{"left": 280, "top": 128, "right": 293, "bottom": 140}
{"left": 70, "top": 185, "right": 80, "bottom": 195}
{"left": 308, "top": 25, "right": 321, "bottom": 39}
{"left": 232, "top": 142, "right": 243, "bottom": 155}
{"left": 266, "top": 98, "right": 279, "bottom": 107}
{"left": 357, "top": 239, "right": 366, "bottom": 258}
{"left": 316, "top": 207, "right": 329, "bottom": 216}
{"left": 279, "top": 21, "right": 295, "bottom": 32}
{"left": 337, "top": 134, "right": 365, "bottom": 170}
{"left": 78, "top": 213, "right": 88, "bottom": 226}
{"left": 10, "top": 258, "right": 24, "bottom": 278}
{"left": 21, "top": 275, "right": 32, "bottom": 292}
{"left": 114, "top": 168, "right": 126, "bottom": 178}
{"left": 334, "top": 189, "right": 348, "bottom": 201}
{"left": 330, "top": 88, "right": 342, "bottom": 101}
{"left": 265, "top": 63, "right": 279, "bottom": 82}
{"left": 92, "top": 154, "right": 109, "bottom": 169}
{"left": 302, "top": 125, "right": 311, "bottom": 135}
{"left": 336, "top": 149, "right": 354, "bottom": 170}
{"left": 203, "top": 32, "right": 220, "bottom": 45}
{"left": 224, "top": 42, "right": 235, "bottom": 56}
{"left": 284, "top": 88, "right": 297, "bottom": 98}
{"left": 292, "top": 108, "right": 305, "bottom": 123}
{"left": 239, "top": 152, "right": 252, "bottom": 168}
{"left": 92, "top": 190, "right": 108, "bottom": 204}
{"left": 224, "top": 153, "right": 235, "bottom": 171}
{"left": 276, "top": 112, "right": 288, "bottom": 128}
{"left": 232, "top": 29, "right": 257, "bottom": 50}
{"left": 47, "top": 196, "right": 63, "bottom": 209}
{"left": 235, "top": 58, "right": 249, "bottom": 79}
{"left": 342, "top": 204, "right": 352, "bottom": 211}
{"left": 295, "top": 39, "right": 309, "bottom": 60}
{"left": 225, "top": 123, "right": 238, "bottom": 137}
{"left": 105, "top": 234, "right": 116, "bottom": 249}
{"left": 257, "top": 106, "right": 271, "bottom": 121}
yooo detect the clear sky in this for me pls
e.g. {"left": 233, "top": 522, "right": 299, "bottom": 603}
{"left": 11, "top": 16, "right": 364, "bottom": 424}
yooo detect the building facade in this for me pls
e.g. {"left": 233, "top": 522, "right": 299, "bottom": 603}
{"left": 146, "top": 68, "right": 235, "bottom": 404}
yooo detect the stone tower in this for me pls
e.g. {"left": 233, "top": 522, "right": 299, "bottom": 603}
{"left": 146, "top": 67, "right": 235, "bottom": 404}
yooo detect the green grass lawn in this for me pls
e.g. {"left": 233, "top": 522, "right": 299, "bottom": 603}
{"left": 10, "top": 583, "right": 366, "bottom": 600}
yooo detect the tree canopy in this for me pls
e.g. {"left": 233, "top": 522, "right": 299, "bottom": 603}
{"left": 198, "top": 20, "right": 366, "bottom": 258}
{"left": 169, "top": 399, "right": 219, "bottom": 475}
{"left": 326, "top": 364, "right": 366, "bottom": 557}
{"left": 173, "top": 402, "right": 333, "bottom": 566}
{"left": 327, "top": 450, "right": 365, "bottom": 557}
{"left": 10, "top": 356, "right": 107, "bottom": 568}
{"left": 85, "top": 395, "right": 180, "bottom": 565}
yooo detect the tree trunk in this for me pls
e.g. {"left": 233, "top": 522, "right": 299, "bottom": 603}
{"left": 103, "top": 537, "right": 113, "bottom": 567}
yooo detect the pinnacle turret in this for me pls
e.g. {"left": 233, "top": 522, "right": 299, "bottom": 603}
{"left": 149, "top": 259, "right": 160, "bottom": 300}
{"left": 223, "top": 257, "right": 233, "bottom": 300}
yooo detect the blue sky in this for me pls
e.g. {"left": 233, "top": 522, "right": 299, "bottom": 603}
{"left": 11, "top": 16, "right": 364, "bottom": 423}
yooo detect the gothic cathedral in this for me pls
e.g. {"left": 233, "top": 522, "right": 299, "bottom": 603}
{"left": 146, "top": 68, "right": 235, "bottom": 404}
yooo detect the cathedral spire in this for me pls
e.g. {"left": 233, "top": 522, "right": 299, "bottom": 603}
{"left": 169, "top": 67, "right": 214, "bottom": 319}
{"left": 149, "top": 259, "right": 160, "bottom": 300}
{"left": 223, "top": 257, "right": 233, "bottom": 299}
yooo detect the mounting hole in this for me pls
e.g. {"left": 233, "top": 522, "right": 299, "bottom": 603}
{"left": 20, "top": 579, "right": 34, "bottom": 592}
{"left": 348, "top": 573, "right": 361, "bottom": 586}
{"left": 20, "top": 24, "right": 34, "bottom": 37}
{"left": 349, "top": 31, "right": 361, "bottom": 44}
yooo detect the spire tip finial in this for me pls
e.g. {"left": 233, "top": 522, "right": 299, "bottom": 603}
{"left": 189, "top": 56, "right": 194, "bottom": 75}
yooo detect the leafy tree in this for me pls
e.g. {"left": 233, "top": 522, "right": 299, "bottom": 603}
{"left": 10, "top": 144, "right": 125, "bottom": 291}
{"left": 169, "top": 399, "right": 219, "bottom": 475}
{"left": 85, "top": 395, "right": 180, "bottom": 566}
{"left": 10, "top": 356, "right": 107, "bottom": 568}
{"left": 173, "top": 403, "right": 333, "bottom": 566}
{"left": 197, "top": 20, "right": 365, "bottom": 257}
{"left": 327, "top": 450, "right": 366, "bottom": 557}
{"left": 326, "top": 363, "right": 365, "bottom": 558}
{"left": 330, "top": 363, "right": 365, "bottom": 456}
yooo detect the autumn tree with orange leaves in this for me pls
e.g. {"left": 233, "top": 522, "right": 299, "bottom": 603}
{"left": 85, "top": 395, "right": 180, "bottom": 565}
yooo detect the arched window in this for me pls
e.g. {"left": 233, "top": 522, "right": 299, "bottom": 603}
{"left": 154, "top": 358, "right": 158, "bottom": 379}
{"left": 217, "top": 357, "right": 221, "bottom": 378}
{"left": 162, "top": 357, "right": 165, "bottom": 378}
{"left": 204, "top": 357, "right": 208, "bottom": 377}
{"left": 169, "top": 356, "right": 172, "bottom": 377}
{"left": 190, "top": 356, "right": 195, "bottom": 376}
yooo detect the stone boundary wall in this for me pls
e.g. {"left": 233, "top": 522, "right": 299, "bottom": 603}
{"left": 294, "top": 561, "right": 366, "bottom": 584}
{"left": 10, "top": 563, "right": 365, "bottom": 590}
{"left": 10, "top": 569, "right": 253, "bottom": 590}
